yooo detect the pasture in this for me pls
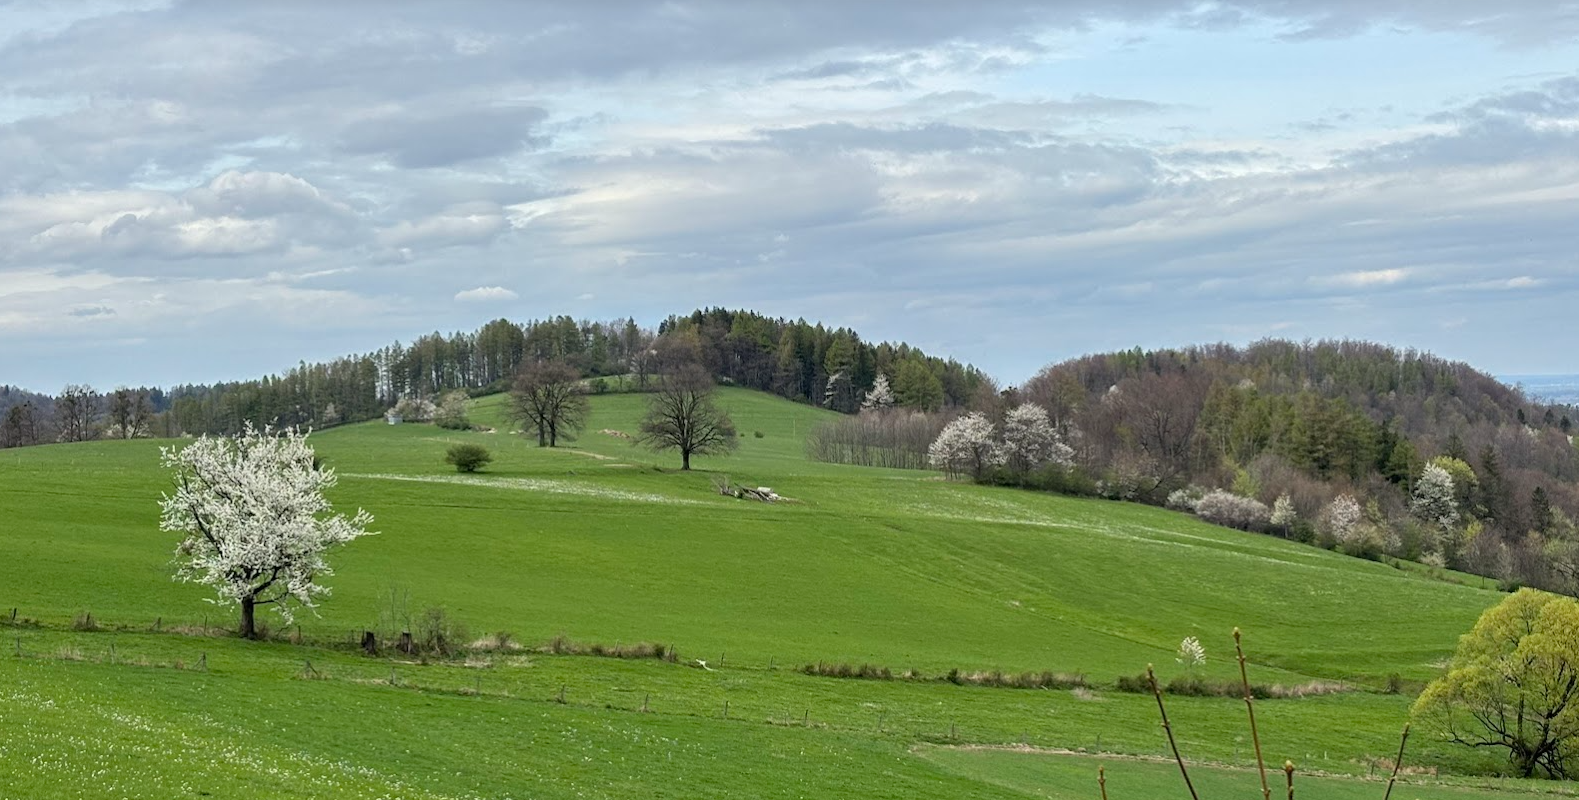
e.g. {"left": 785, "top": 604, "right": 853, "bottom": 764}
{"left": 0, "top": 388, "right": 1552, "bottom": 798}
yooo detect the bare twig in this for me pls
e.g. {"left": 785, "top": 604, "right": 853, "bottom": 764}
{"left": 1383, "top": 723, "right": 1410, "bottom": 800}
{"left": 1148, "top": 664, "right": 1200, "bottom": 800}
{"left": 1098, "top": 765, "right": 1109, "bottom": 800}
{"left": 1284, "top": 760, "right": 1295, "bottom": 800}
{"left": 1235, "top": 628, "right": 1271, "bottom": 800}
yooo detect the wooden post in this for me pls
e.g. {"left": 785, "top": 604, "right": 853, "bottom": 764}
{"left": 108, "top": 643, "right": 116, "bottom": 664}
{"left": 199, "top": 652, "right": 206, "bottom": 671}
{"left": 399, "top": 631, "right": 414, "bottom": 655}
{"left": 361, "top": 631, "right": 378, "bottom": 656}
{"left": 9, "top": 608, "right": 16, "bottom": 622}
{"left": 723, "top": 700, "right": 729, "bottom": 719}
{"left": 13, "top": 637, "right": 20, "bottom": 657}
{"left": 474, "top": 675, "right": 482, "bottom": 695}
{"left": 949, "top": 722, "right": 956, "bottom": 739}
{"left": 153, "top": 616, "right": 161, "bottom": 632}
{"left": 641, "top": 694, "right": 649, "bottom": 713}
{"left": 390, "top": 666, "right": 397, "bottom": 686}
{"left": 803, "top": 709, "right": 809, "bottom": 725}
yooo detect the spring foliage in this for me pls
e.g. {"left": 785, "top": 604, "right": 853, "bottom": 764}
{"left": 1413, "top": 589, "right": 1579, "bottom": 778}
{"left": 158, "top": 425, "right": 374, "bottom": 636}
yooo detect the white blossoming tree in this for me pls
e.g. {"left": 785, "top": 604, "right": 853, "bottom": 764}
{"left": 1411, "top": 462, "right": 1460, "bottom": 531}
{"left": 1270, "top": 493, "right": 1298, "bottom": 534}
{"left": 159, "top": 425, "right": 375, "bottom": 639}
{"left": 1176, "top": 636, "right": 1207, "bottom": 672}
{"left": 1322, "top": 494, "right": 1363, "bottom": 546}
{"left": 927, "top": 412, "right": 1003, "bottom": 480}
{"left": 861, "top": 373, "right": 896, "bottom": 411}
{"left": 1000, "top": 403, "right": 1074, "bottom": 474}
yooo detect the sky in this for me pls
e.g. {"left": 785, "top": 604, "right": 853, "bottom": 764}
{"left": 1, "top": 1, "right": 1577, "bottom": 392}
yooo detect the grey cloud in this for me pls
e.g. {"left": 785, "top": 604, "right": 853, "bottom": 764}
{"left": 338, "top": 106, "right": 550, "bottom": 168}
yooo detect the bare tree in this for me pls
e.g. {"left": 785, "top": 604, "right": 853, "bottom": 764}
{"left": 638, "top": 365, "right": 737, "bottom": 470}
{"left": 55, "top": 384, "right": 101, "bottom": 443}
{"left": 109, "top": 387, "right": 153, "bottom": 439}
{"left": 510, "top": 361, "right": 589, "bottom": 447}
{"left": 1, "top": 402, "right": 40, "bottom": 448}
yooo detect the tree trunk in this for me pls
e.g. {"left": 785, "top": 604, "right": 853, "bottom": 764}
{"left": 241, "top": 596, "right": 257, "bottom": 639}
{"left": 682, "top": 450, "right": 691, "bottom": 470}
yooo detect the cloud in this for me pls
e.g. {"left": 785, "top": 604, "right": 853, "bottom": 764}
{"left": 1, "top": 2, "right": 1578, "bottom": 389}
{"left": 338, "top": 106, "right": 550, "bottom": 168}
{"left": 454, "top": 286, "right": 518, "bottom": 303}
{"left": 1319, "top": 268, "right": 1411, "bottom": 288}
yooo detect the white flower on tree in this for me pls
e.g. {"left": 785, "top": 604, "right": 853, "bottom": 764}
{"left": 1176, "top": 636, "right": 1207, "bottom": 670}
{"left": 1270, "top": 494, "right": 1297, "bottom": 530}
{"left": 158, "top": 425, "right": 375, "bottom": 638}
{"left": 1411, "top": 463, "right": 1460, "bottom": 530}
{"left": 861, "top": 373, "right": 896, "bottom": 411}
{"left": 1322, "top": 494, "right": 1363, "bottom": 545}
{"left": 927, "top": 412, "right": 1003, "bottom": 479}
{"left": 1000, "top": 403, "right": 1074, "bottom": 473}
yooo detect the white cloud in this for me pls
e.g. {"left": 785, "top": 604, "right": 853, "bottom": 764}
{"left": 454, "top": 286, "right": 518, "bottom": 303}
{"left": 1319, "top": 268, "right": 1411, "bottom": 289}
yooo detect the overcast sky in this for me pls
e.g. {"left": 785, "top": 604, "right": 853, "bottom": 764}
{"left": 1, "top": 1, "right": 1576, "bottom": 391}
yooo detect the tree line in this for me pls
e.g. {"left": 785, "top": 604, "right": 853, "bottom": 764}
{"left": 1, "top": 309, "right": 979, "bottom": 446}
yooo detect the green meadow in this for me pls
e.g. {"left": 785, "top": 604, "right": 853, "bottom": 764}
{"left": 0, "top": 388, "right": 1560, "bottom": 798}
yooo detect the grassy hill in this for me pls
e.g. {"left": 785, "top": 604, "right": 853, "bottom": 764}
{"left": 0, "top": 388, "right": 1546, "bottom": 798}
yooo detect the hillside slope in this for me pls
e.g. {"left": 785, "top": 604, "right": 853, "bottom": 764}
{"left": 0, "top": 387, "right": 1534, "bottom": 797}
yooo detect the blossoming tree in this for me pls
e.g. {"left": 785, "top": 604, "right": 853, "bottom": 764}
{"left": 158, "top": 425, "right": 375, "bottom": 638}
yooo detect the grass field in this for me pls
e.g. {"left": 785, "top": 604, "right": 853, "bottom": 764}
{"left": 0, "top": 387, "right": 1560, "bottom": 797}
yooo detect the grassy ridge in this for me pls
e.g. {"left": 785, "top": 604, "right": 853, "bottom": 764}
{"left": 0, "top": 387, "right": 1536, "bottom": 796}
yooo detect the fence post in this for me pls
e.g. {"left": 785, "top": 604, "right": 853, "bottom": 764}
{"left": 641, "top": 694, "right": 649, "bottom": 713}
{"left": 723, "top": 700, "right": 729, "bottom": 719}
{"left": 199, "top": 652, "right": 207, "bottom": 671}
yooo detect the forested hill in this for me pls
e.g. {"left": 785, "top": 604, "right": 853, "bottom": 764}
{"left": 0, "top": 308, "right": 984, "bottom": 446}
{"left": 1019, "top": 339, "right": 1579, "bottom": 591}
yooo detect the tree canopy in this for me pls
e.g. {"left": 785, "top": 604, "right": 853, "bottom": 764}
{"left": 1413, "top": 589, "right": 1579, "bottom": 778}
{"left": 158, "top": 426, "right": 375, "bottom": 638}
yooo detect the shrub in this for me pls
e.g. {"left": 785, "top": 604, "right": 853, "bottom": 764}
{"left": 753, "top": 430, "right": 765, "bottom": 439}
{"left": 415, "top": 606, "right": 468, "bottom": 657}
{"left": 444, "top": 443, "right": 493, "bottom": 473}
{"left": 1166, "top": 485, "right": 1208, "bottom": 512}
{"left": 1194, "top": 489, "right": 1271, "bottom": 531}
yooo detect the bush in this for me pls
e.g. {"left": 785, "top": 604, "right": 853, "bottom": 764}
{"left": 415, "top": 606, "right": 469, "bottom": 657}
{"left": 753, "top": 430, "right": 765, "bottom": 439}
{"left": 444, "top": 443, "right": 492, "bottom": 473}
{"left": 1166, "top": 485, "right": 1208, "bottom": 512}
{"left": 1194, "top": 489, "right": 1271, "bottom": 531}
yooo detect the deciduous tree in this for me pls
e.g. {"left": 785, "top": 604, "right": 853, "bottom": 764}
{"left": 1413, "top": 588, "right": 1579, "bottom": 778}
{"left": 927, "top": 412, "right": 1001, "bottom": 479}
{"left": 511, "top": 361, "right": 589, "bottom": 447}
{"left": 158, "top": 426, "right": 374, "bottom": 639}
{"left": 1001, "top": 403, "right": 1073, "bottom": 474}
{"left": 638, "top": 365, "right": 738, "bottom": 470}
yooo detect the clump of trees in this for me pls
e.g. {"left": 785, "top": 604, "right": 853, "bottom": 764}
{"left": 157, "top": 426, "right": 375, "bottom": 639}
{"left": 1005, "top": 340, "right": 1579, "bottom": 593}
{"left": 926, "top": 404, "right": 1076, "bottom": 482}
{"left": 1414, "top": 589, "right": 1579, "bottom": 778}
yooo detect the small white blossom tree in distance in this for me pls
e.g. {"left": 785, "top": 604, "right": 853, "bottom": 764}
{"left": 861, "top": 373, "right": 896, "bottom": 411}
{"left": 927, "top": 412, "right": 1003, "bottom": 479}
{"left": 159, "top": 425, "right": 375, "bottom": 639}
{"left": 1000, "top": 403, "right": 1074, "bottom": 474}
